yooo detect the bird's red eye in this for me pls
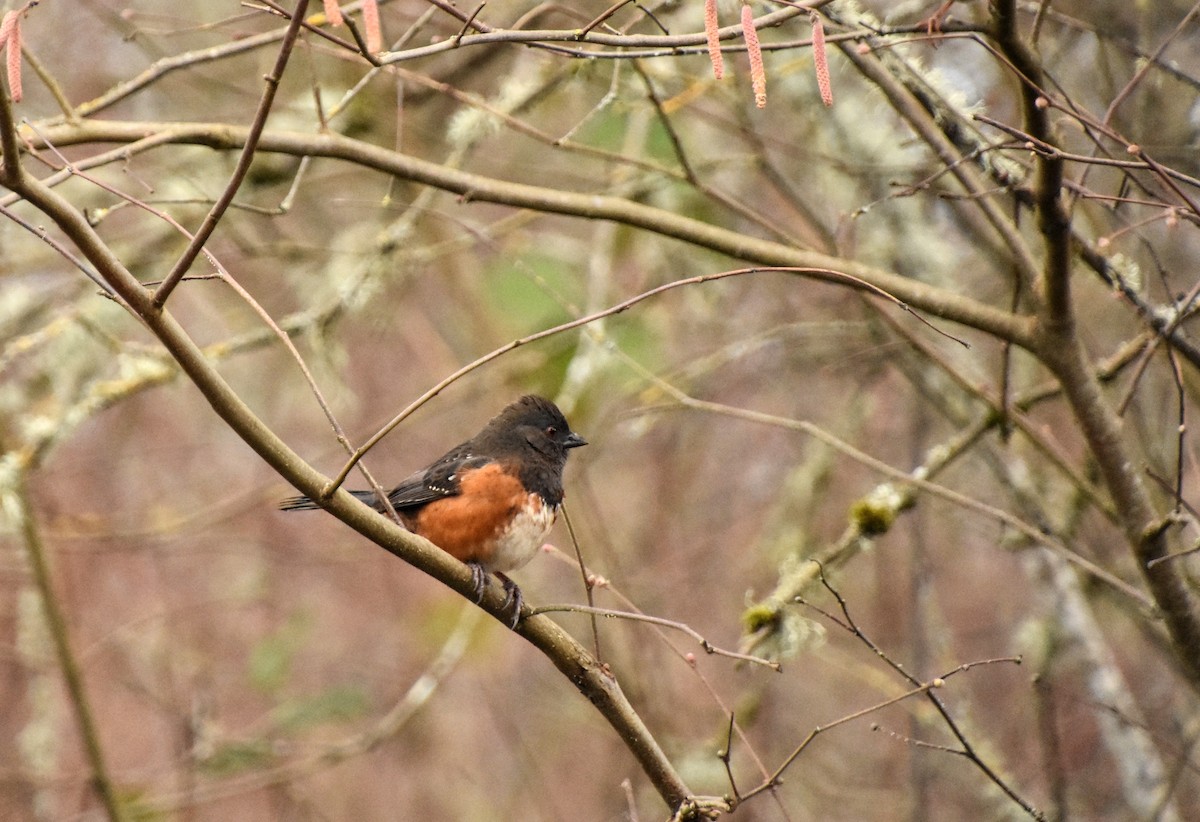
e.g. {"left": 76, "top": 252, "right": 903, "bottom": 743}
{"left": 546, "top": 426, "right": 557, "bottom": 438}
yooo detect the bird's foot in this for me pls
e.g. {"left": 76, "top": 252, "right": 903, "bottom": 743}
{"left": 496, "top": 572, "right": 524, "bottom": 629}
{"left": 466, "top": 565, "right": 523, "bottom": 628}
{"left": 468, "top": 562, "right": 488, "bottom": 605}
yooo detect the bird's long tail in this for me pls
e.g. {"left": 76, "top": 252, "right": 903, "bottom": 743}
{"left": 278, "top": 490, "right": 379, "bottom": 511}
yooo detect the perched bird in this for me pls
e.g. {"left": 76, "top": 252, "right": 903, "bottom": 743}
{"left": 281, "top": 395, "right": 587, "bottom": 626}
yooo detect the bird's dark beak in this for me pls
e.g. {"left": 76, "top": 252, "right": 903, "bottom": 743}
{"left": 564, "top": 432, "right": 587, "bottom": 449}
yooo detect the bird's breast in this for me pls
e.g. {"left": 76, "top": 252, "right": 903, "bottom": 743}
{"left": 408, "top": 464, "right": 558, "bottom": 572}
{"left": 484, "top": 493, "right": 557, "bottom": 574}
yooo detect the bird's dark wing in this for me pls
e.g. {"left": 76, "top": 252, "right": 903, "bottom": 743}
{"left": 279, "top": 442, "right": 492, "bottom": 513}
{"left": 384, "top": 445, "right": 493, "bottom": 511}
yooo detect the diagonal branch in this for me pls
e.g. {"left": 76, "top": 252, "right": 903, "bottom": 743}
{"left": 832, "top": 19, "right": 1042, "bottom": 294}
{"left": 151, "top": 0, "right": 309, "bottom": 308}
{"left": 0, "top": 92, "right": 701, "bottom": 819}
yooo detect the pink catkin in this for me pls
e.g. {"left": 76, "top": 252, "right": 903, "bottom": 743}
{"left": 704, "top": 0, "right": 724, "bottom": 80}
{"left": 741, "top": 4, "right": 765, "bottom": 108}
{"left": 2, "top": 12, "right": 21, "bottom": 104}
{"left": 323, "top": 0, "right": 344, "bottom": 27}
{"left": 363, "top": 0, "right": 383, "bottom": 54}
{"left": 322, "top": 0, "right": 345, "bottom": 27}
{"left": 812, "top": 13, "right": 833, "bottom": 107}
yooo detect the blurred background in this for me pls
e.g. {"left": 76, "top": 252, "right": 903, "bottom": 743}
{"left": 2, "top": 1, "right": 1200, "bottom": 819}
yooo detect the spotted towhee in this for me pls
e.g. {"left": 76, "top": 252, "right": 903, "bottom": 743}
{"left": 281, "top": 395, "right": 587, "bottom": 626}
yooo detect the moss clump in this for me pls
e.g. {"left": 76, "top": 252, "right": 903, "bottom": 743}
{"left": 741, "top": 603, "right": 780, "bottom": 635}
{"left": 850, "top": 496, "right": 896, "bottom": 536}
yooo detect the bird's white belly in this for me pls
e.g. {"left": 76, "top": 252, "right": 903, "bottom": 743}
{"left": 485, "top": 498, "right": 557, "bottom": 573}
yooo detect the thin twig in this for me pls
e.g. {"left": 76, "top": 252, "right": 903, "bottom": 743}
{"left": 152, "top": 0, "right": 309, "bottom": 307}
{"left": 1101, "top": 1, "right": 1200, "bottom": 126}
{"left": 560, "top": 504, "right": 603, "bottom": 661}
{"left": 257, "top": 0, "right": 384, "bottom": 66}
{"left": 16, "top": 120, "right": 400, "bottom": 523}
{"left": 537, "top": 542, "right": 791, "bottom": 816}
{"left": 739, "top": 678, "right": 946, "bottom": 802}
{"left": 323, "top": 266, "right": 963, "bottom": 498}
{"left": 3, "top": 139, "right": 702, "bottom": 822}
{"left": 528, "top": 603, "right": 781, "bottom": 670}
{"left": 453, "top": 3, "right": 486, "bottom": 45}
{"left": 578, "top": 0, "right": 635, "bottom": 39}
{"left": 0, "top": 201, "right": 116, "bottom": 296}
{"left": 797, "top": 566, "right": 1041, "bottom": 819}
{"left": 19, "top": 44, "right": 75, "bottom": 120}
{"left": 653, "top": 394, "right": 1150, "bottom": 608}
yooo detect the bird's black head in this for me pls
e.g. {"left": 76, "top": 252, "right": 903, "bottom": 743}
{"left": 483, "top": 395, "right": 587, "bottom": 462}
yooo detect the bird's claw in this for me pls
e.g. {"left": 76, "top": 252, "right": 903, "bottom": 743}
{"left": 468, "top": 562, "right": 487, "bottom": 605}
{"left": 496, "top": 573, "right": 524, "bottom": 629}
{"left": 466, "top": 564, "right": 523, "bottom": 629}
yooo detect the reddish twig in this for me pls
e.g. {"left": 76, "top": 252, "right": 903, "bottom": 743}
{"left": 529, "top": 603, "right": 781, "bottom": 670}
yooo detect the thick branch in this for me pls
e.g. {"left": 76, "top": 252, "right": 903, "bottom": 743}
{"left": 28, "top": 119, "right": 1037, "bottom": 349}
{"left": 986, "top": 1, "right": 1200, "bottom": 691}
{"left": 991, "top": 0, "right": 1072, "bottom": 325}
{"left": 1036, "top": 328, "right": 1200, "bottom": 690}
